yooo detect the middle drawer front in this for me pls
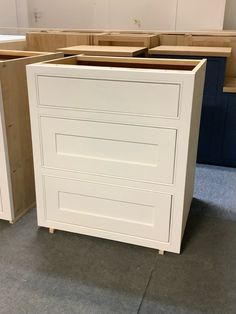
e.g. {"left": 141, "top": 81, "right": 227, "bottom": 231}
{"left": 40, "top": 116, "right": 177, "bottom": 184}
{"left": 44, "top": 176, "right": 172, "bottom": 243}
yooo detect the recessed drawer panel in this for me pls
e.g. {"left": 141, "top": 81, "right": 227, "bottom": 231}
{"left": 37, "top": 76, "right": 180, "bottom": 118}
{"left": 44, "top": 176, "right": 172, "bottom": 243}
{"left": 40, "top": 117, "right": 177, "bottom": 184}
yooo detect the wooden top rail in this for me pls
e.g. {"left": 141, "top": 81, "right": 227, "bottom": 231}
{"left": 57, "top": 45, "right": 147, "bottom": 57}
{"left": 149, "top": 45, "right": 232, "bottom": 57}
{"left": 223, "top": 77, "right": 236, "bottom": 93}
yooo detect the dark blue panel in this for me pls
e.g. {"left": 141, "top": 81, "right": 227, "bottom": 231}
{"left": 151, "top": 54, "right": 228, "bottom": 166}
{"left": 221, "top": 94, "right": 236, "bottom": 166}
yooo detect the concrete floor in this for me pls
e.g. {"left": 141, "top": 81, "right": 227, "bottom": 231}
{"left": 0, "top": 164, "right": 236, "bottom": 314}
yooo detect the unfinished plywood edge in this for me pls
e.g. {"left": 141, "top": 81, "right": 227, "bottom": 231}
{"left": 57, "top": 45, "right": 148, "bottom": 57}
{"left": 223, "top": 77, "right": 236, "bottom": 93}
{"left": 149, "top": 45, "right": 232, "bottom": 57}
{"left": 75, "top": 55, "right": 200, "bottom": 67}
{"left": 0, "top": 50, "right": 62, "bottom": 58}
{"left": 10, "top": 202, "right": 36, "bottom": 224}
{"left": 0, "top": 40, "right": 26, "bottom": 50}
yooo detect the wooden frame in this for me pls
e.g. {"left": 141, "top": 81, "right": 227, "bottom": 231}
{"left": 26, "top": 31, "right": 106, "bottom": 52}
{"left": 93, "top": 33, "right": 159, "bottom": 48}
{"left": 57, "top": 45, "right": 148, "bottom": 57}
{"left": 149, "top": 45, "right": 232, "bottom": 57}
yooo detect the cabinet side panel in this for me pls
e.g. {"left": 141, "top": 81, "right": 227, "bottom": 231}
{"left": 26, "top": 33, "right": 90, "bottom": 52}
{"left": 181, "top": 62, "right": 206, "bottom": 238}
{"left": 0, "top": 40, "right": 26, "bottom": 50}
{"left": 0, "top": 82, "right": 13, "bottom": 220}
{"left": 0, "top": 53, "right": 63, "bottom": 220}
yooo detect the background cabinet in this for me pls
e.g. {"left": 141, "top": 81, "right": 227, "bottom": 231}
{"left": 0, "top": 50, "right": 63, "bottom": 223}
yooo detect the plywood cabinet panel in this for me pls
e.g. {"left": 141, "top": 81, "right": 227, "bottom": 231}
{"left": 0, "top": 50, "right": 63, "bottom": 223}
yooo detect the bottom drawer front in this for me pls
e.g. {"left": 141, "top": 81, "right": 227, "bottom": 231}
{"left": 44, "top": 176, "right": 172, "bottom": 243}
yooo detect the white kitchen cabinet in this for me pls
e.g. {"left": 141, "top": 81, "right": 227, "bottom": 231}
{"left": 27, "top": 55, "right": 206, "bottom": 254}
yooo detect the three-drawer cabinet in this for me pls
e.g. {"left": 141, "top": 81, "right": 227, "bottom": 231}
{"left": 27, "top": 55, "right": 206, "bottom": 254}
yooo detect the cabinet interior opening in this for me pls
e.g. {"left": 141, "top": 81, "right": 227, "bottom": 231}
{"left": 47, "top": 55, "right": 199, "bottom": 71}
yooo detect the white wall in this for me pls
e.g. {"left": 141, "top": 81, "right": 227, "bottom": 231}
{"left": 27, "top": 0, "right": 228, "bottom": 31}
{"left": 0, "top": 0, "right": 18, "bottom": 27}
{"left": 27, "top": 0, "right": 178, "bottom": 30}
{"left": 1, "top": 0, "right": 234, "bottom": 32}
{"left": 224, "top": 0, "right": 236, "bottom": 30}
{"left": 0, "top": 0, "right": 29, "bottom": 28}
{"left": 176, "top": 0, "right": 226, "bottom": 31}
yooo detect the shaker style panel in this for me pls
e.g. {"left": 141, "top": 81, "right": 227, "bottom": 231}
{"left": 44, "top": 176, "right": 172, "bottom": 243}
{"left": 27, "top": 56, "right": 206, "bottom": 253}
{"left": 40, "top": 116, "right": 177, "bottom": 184}
{"left": 37, "top": 75, "right": 181, "bottom": 118}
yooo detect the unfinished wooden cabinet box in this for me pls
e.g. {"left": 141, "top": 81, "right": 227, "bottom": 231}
{"left": 26, "top": 31, "right": 105, "bottom": 52}
{"left": 0, "top": 35, "right": 26, "bottom": 50}
{"left": 57, "top": 45, "right": 147, "bottom": 57}
{"left": 93, "top": 33, "right": 159, "bottom": 48}
{"left": 27, "top": 55, "right": 206, "bottom": 254}
{"left": 0, "top": 50, "right": 63, "bottom": 223}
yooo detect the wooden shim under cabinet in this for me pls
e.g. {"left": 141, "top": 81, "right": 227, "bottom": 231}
{"left": 0, "top": 50, "right": 63, "bottom": 221}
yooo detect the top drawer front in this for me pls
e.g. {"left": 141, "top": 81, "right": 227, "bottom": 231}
{"left": 37, "top": 76, "right": 180, "bottom": 118}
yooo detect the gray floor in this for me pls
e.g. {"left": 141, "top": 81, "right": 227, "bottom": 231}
{"left": 0, "top": 164, "right": 236, "bottom": 314}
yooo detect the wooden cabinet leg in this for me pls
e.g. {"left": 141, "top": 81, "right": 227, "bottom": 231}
{"left": 159, "top": 250, "right": 165, "bottom": 255}
{"left": 49, "top": 228, "right": 55, "bottom": 234}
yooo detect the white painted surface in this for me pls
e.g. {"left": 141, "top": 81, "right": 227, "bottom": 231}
{"left": 0, "top": 0, "right": 233, "bottom": 31}
{"left": 176, "top": 0, "right": 226, "bottom": 31}
{"left": 0, "top": 0, "right": 18, "bottom": 27}
{"left": 26, "top": 58, "right": 206, "bottom": 253}
{"left": 27, "top": 0, "right": 177, "bottom": 30}
{"left": 15, "top": 0, "right": 30, "bottom": 27}
{"left": 26, "top": 0, "right": 227, "bottom": 31}
{"left": 44, "top": 176, "right": 172, "bottom": 242}
{"left": 0, "top": 85, "right": 14, "bottom": 221}
{"left": 0, "top": 0, "right": 29, "bottom": 28}
{"left": 0, "top": 35, "right": 25, "bottom": 43}
{"left": 224, "top": 0, "right": 236, "bottom": 30}
{"left": 40, "top": 116, "right": 176, "bottom": 184}
{"left": 37, "top": 75, "right": 180, "bottom": 117}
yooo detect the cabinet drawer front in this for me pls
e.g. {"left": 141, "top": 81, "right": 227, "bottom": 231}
{"left": 44, "top": 176, "right": 172, "bottom": 242}
{"left": 37, "top": 76, "right": 180, "bottom": 118}
{"left": 40, "top": 117, "right": 176, "bottom": 184}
